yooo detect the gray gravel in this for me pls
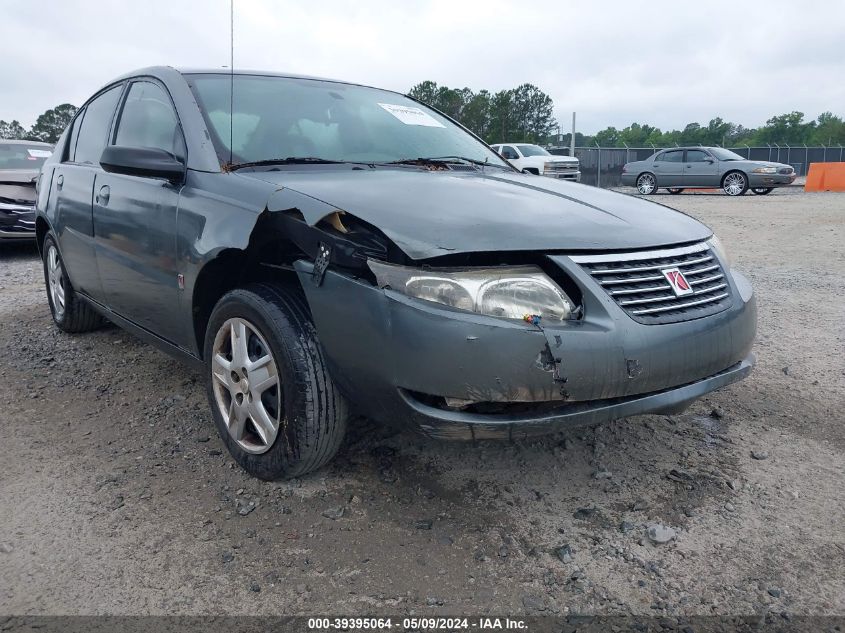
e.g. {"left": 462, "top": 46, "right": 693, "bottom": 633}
{"left": 1, "top": 188, "right": 844, "bottom": 616}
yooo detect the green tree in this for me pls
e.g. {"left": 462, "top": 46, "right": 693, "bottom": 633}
{"left": 0, "top": 120, "right": 28, "bottom": 140}
{"left": 753, "top": 111, "right": 811, "bottom": 144}
{"left": 594, "top": 126, "right": 620, "bottom": 146}
{"left": 811, "top": 112, "right": 845, "bottom": 145}
{"left": 408, "top": 81, "right": 440, "bottom": 108}
{"left": 489, "top": 90, "right": 514, "bottom": 142}
{"left": 29, "top": 104, "right": 77, "bottom": 143}
{"left": 461, "top": 90, "right": 491, "bottom": 139}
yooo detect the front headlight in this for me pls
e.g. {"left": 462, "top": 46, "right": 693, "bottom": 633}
{"left": 368, "top": 261, "right": 575, "bottom": 322}
{"left": 752, "top": 166, "right": 777, "bottom": 174}
{"left": 707, "top": 234, "right": 732, "bottom": 267}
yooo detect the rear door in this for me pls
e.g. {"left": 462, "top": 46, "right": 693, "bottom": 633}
{"left": 51, "top": 84, "right": 124, "bottom": 300}
{"left": 92, "top": 79, "right": 185, "bottom": 343}
{"left": 682, "top": 149, "right": 719, "bottom": 187}
{"left": 653, "top": 150, "right": 684, "bottom": 186}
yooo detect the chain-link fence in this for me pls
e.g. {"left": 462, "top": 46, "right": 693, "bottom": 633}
{"left": 548, "top": 145, "right": 845, "bottom": 188}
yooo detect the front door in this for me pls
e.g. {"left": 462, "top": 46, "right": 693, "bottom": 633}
{"left": 653, "top": 149, "right": 684, "bottom": 186}
{"left": 682, "top": 149, "right": 719, "bottom": 187}
{"left": 92, "top": 80, "right": 186, "bottom": 344}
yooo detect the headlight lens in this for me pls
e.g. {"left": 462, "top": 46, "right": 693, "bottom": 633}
{"left": 707, "top": 234, "right": 732, "bottom": 267}
{"left": 753, "top": 166, "right": 777, "bottom": 174}
{"left": 368, "top": 261, "right": 574, "bottom": 322}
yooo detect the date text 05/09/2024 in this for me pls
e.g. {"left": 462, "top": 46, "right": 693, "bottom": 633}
{"left": 307, "top": 617, "right": 528, "bottom": 630}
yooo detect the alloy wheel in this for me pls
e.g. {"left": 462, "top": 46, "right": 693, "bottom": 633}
{"left": 211, "top": 317, "right": 282, "bottom": 454}
{"left": 636, "top": 173, "right": 656, "bottom": 194}
{"left": 47, "top": 244, "right": 66, "bottom": 319}
{"left": 723, "top": 173, "right": 746, "bottom": 196}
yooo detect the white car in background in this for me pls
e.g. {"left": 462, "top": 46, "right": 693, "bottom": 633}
{"left": 491, "top": 143, "right": 580, "bottom": 181}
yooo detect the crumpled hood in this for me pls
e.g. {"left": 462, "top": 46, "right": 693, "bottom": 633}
{"left": 245, "top": 168, "right": 712, "bottom": 260}
{"left": 0, "top": 170, "right": 38, "bottom": 203}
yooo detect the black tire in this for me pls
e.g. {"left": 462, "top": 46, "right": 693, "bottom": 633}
{"left": 668, "top": 188, "right": 684, "bottom": 194}
{"left": 204, "top": 282, "right": 348, "bottom": 480}
{"left": 636, "top": 172, "right": 658, "bottom": 194}
{"left": 42, "top": 234, "right": 104, "bottom": 333}
{"left": 523, "top": 168, "right": 540, "bottom": 175}
{"left": 722, "top": 171, "right": 749, "bottom": 196}
{"left": 751, "top": 187, "right": 773, "bottom": 195}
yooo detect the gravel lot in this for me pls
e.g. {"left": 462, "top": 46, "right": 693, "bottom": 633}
{"left": 1, "top": 188, "right": 843, "bottom": 617}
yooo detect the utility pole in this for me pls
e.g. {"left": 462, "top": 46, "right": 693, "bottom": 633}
{"left": 570, "top": 112, "right": 576, "bottom": 157}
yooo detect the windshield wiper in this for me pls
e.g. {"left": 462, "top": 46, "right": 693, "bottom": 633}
{"left": 385, "top": 155, "right": 506, "bottom": 168}
{"left": 227, "top": 157, "right": 354, "bottom": 171}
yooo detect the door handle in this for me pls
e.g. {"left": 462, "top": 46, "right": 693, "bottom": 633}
{"left": 56, "top": 174, "right": 64, "bottom": 190}
{"left": 96, "top": 184, "right": 110, "bottom": 205}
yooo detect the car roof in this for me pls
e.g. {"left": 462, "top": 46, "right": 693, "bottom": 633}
{"left": 0, "top": 139, "right": 53, "bottom": 147}
{"left": 105, "top": 65, "right": 397, "bottom": 95}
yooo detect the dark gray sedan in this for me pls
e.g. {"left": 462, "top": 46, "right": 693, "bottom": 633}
{"left": 621, "top": 147, "right": 796, "bottom": 196}
{"left": 35, "top": 67, "right": 756, "bottom": 479}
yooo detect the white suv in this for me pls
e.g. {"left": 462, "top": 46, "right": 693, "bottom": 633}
{"left": 491, "top": 143, "right": 580, "bottom": 181}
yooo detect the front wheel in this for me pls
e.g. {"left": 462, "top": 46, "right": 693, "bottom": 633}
{"left": 723, "top": 171, "right": 749, "bottom": 196}
{"left": 204, "top": 282, "right": 348, "bottom": 480}
{"left": 668, "top": 188, "right": 684, "bottom": 195}
{"left": 751, "top": 187, "right": 773, "bottom": 195}
{"left": 636, "top": 172, "right": 658, "bottom": 195}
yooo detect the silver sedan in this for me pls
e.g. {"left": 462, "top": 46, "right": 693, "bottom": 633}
{"left": 621, "top": 147, "right": 797, "bottom": 196}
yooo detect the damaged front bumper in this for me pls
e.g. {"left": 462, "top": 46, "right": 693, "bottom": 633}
{"left": 294, "top": 252, "right": 756, "bottom": 440}
{"left": 0, "top": 201, "right": 36, "bottom": 239}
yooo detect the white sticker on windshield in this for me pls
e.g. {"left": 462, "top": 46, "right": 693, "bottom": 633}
{"left": 378, "top": 103, "right": 445, "bottom": 128}
{"left": 27, "top": 149, "right": 52, "bottom": 158}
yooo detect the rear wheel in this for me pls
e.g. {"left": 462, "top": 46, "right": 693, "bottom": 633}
{"left": 204, "top": 282, "right": 348, "bottom": 480}
{"left": 42, "top": 235, "right": 104, "bottom": 333}
{"left": 722, "top": 171, "right": 749, "bottom": 196}
{"left": 668, "top": 188, "right": 684, "bottom": 195}
{"left": 751, "top": 187, "right": 773, "bottom": 195}
{"left": 636, "top": 172, "right": 657, "bottom": 195}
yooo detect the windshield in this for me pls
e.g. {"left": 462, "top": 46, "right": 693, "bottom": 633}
{"left": 708, "top": 147, "right": 745, "bottom": 161}
{"left": 516, "top": 144, "right": 550, "bottom": 157}
{"left": 185, "top": 74, "right": 510, "bottom": 168}
{"left": 0, "top": 143, "right": 52, "bottom": 170}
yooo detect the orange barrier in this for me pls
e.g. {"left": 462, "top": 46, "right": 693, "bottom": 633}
{"left": 805, "top": 162, "right": 845, "bottom": 192}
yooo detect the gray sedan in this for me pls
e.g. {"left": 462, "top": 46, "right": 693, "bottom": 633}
{"left": 621, "top": 147, "right": 796, "bottom": 196}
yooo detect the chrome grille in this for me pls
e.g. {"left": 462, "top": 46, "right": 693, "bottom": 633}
{"left": 545, "top": 162, "right": 578, "bottom": 172}
{"left": 571, "top": 242, "right": 732, "bottom": 324}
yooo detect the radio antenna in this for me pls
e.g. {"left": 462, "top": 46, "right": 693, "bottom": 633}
{"left": 229, "top": 0, "right": 234, "bottom": 167}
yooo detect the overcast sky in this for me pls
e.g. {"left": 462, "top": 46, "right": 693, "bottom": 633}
{"left": 2, "top": 0, "right": 843, "bottom": 134}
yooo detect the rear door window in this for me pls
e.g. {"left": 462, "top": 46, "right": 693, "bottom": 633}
{"left": 73, "top": 85, "right": 123, "bottom": 165}
{"left": 502, "top": 145, "right": 519, "bottom": 160}
{"left": 659, "top": 150, "right": 684, "bottom": 163}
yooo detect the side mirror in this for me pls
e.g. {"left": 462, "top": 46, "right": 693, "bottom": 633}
{"left": 100, "top": 146, "right": 185, "bottom": 182}
{"left": 705, "top": 157, "right": 715, "bottom": 163}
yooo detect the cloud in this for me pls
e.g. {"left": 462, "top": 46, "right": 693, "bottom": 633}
{"left": 1, "top": 0, "right": 843, "bottom": 134}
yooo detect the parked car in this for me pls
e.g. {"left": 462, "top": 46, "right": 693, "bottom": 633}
{"left": 491, "top": 143, "right": 580, "bottom": 181}
{"left": 36, "top": 67, "right": 756, "bottom": 479}
{"left": 622, "top": 146, "right": 796, "bottom": 196}
{"left": 0, "top": 140, "right": 53, "bottom": 241}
